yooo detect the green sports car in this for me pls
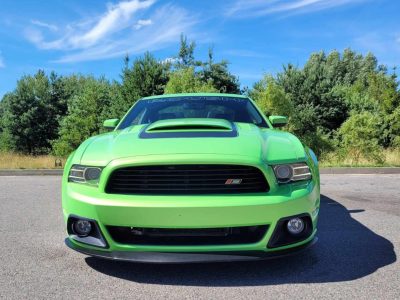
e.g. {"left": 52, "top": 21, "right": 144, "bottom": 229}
{"left": 63, "top": 93, "right": 320, "bottom": 263}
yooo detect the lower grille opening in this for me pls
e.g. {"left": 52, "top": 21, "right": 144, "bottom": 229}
{"left": 107, "top": 225, "right": 269, "bottom": 246}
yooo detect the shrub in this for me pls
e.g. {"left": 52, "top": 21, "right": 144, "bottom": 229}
{"left": 338, "top": 112, "right": 384, "bottom": 164}
{"left": 164, "top": 68, "right": 218, "bottom": 94}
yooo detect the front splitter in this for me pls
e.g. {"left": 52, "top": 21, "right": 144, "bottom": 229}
{"left": 65, "top": 237, "right": 317, "bottom": 264}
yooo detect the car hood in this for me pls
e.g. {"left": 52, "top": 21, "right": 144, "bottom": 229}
{"left": 77, "top": 119, "right": 306, "bottom": 166}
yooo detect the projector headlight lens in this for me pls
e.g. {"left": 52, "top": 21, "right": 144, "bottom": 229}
{"left": 273, "top": 163, "right": 311, "bottom": 184}
{"left": 84, "top": 167, "right": 102, "bottom": 181}
{"left": 274, "top": 165, "right": 293, "bottom": 183}
{"left": 68, "top": 165, "right": 103, "bottom": 185}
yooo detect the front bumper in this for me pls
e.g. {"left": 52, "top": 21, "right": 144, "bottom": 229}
{"left": 63, "top": 181, "right": 319, "bottom": 261}
{"left": 62, "top": 154, "right": 320, "bottom": 262}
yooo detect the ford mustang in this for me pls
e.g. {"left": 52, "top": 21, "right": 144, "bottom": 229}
{"left": 63, "top": 93, "right": 320, "bottom": 263}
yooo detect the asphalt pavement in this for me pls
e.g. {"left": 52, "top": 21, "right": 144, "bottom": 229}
{"left": 0, "top": 174, "right": 399, "bottom": 299}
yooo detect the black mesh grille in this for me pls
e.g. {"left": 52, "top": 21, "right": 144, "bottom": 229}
{"left": 107, "top": 225, "right": 269, "bottom": 246}
{"left": 105, "top": 164, "right": 269, "bottom": 195}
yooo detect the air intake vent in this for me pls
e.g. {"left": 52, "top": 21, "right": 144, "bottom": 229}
{"left": 106, "top": 225, "right": 269, "bottom": 246}
{"left": 139, "top": 119, "right": 238, "bottom": 139}
{"left": 147, "top": 124, "right": 231, "bottom": 131}
{"left": 105, "top": 164, "right": 269, "bottom": 195}
{"left": 145, "top": 118, "right": 233, "bottom": 131}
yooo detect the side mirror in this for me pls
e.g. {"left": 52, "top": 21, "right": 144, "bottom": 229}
{"left": 269, "top": 116, "right": 288, "bottom": 128}
{"left": 103, "top": 119, "right": 119, "bottom": 129}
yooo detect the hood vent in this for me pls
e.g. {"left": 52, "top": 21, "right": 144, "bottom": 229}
{"left": 146, "top": 118, "right": 232, "bottom": 131}
{"left": 147, "top": 124, "right": 231, "bottom": 132}
{"left": 140, "top": 118, "right": 238, "bottom": 139}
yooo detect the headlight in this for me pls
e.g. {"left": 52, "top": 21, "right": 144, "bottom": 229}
{"left": 273, "top": 163, "right": 311, "bottom": 183}
{"left": 68, "top": 164, "right": 103, "bottom": 185}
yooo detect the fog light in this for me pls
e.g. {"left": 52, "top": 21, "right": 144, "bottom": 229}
{"left": 286, "top": 217, "right": 304, "bottom": 235}
{"left": 73, "top": 220, "right": 92, "bottom": 237}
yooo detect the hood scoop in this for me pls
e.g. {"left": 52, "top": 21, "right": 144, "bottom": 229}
{"left": 140, "top": 118, "right": 238, "bottom": 139}
{"left": 146, "top": 118, "right": 233, "bottom": 132}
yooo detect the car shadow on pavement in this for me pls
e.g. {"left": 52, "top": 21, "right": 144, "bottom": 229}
{"left": 85, "top": 195, "right": 396, "bottom": 286}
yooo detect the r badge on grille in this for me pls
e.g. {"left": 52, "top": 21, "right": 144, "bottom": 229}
{"left": 225, "top": 179, "right": 243, "bottom": 185}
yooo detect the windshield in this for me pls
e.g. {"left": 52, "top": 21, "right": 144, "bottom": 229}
{"left": 118, "top": 96, "right": 269, "bottom": 129}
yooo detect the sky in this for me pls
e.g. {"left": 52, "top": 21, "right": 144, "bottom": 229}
{"left": 0, "top": 0, "right": 399, "bottom": 98}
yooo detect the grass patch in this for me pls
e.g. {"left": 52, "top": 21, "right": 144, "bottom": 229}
{"left": 320, "top": 148, "right": 400, "bottom": 167}
{"left": 0, "top": 149, "right": 399, "bottom": 169}
{"left": 0, "top": 152, "right": 65, "bottom": 169}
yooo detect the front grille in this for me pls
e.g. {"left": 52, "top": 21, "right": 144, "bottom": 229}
{"left": 105, "top": 164, "right": 269, "bottom": 195}
{"left": 107, "top": 225, "right": 269, "bottom": 246}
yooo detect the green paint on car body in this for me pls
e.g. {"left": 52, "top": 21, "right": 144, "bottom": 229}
{"left": 62, "top": 93, "right": 320, "bottom": 262}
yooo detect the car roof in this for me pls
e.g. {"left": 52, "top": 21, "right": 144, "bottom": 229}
{"left": 140, "top": 93, "right": 248, "bottom": 101}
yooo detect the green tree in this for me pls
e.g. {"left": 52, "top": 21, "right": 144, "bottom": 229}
{"left": 174, "top": 36, "right": 240, "bottom": 93}
{"left": 52, "top": 77, "right": 112, "bottom": 156}
{"left": 1, "top": 45, "right": 398, "bottom": 163}
{"left": 382, "top": 107, "right": 400, "bottom": 148}
{"left": 174, "top": 34, "right": 199, "bottom": 69}
{"left": 199, "top": 48, "right": 240, "bottom": 93}
{"left": 338, "top": 112, "right": 383, "bottom": 164}
{"left": 276, "top": 49, "right": 383, "bottom": 132}
{"left": 272, "top": 48, "right": 400, "bottom": 156}
{"left": 1, "top": 70, "right": 60, "bottom": 154}
{"left": 366, "top": 72, "right": 399, "bottom": 114}
{"left": 117, "top": 52, "right": 169, "bottom": 117}
{"left": 336, "top": 70, "right": 399, "bottom": 147}
{"left": 164, "top": 68, "right": 218, "bottom": 94}
{"left": 0, "top": 94, "right": 15, "bottom": 151}
{"left": 249, "top": 75, "right": 293, "bottom": 116}
{"left": 249, "top": 74, "right": 332, "bottom": 155}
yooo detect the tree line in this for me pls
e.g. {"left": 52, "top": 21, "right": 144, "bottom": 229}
{"left": 0, "top": 35, "right": 399, "bottom": 163}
